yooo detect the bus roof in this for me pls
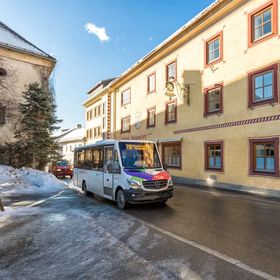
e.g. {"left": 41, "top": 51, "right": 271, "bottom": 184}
{"left": 74, "top": 139, "right": 156, "bottom": 152}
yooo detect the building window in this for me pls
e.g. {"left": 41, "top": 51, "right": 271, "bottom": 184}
{"left": 205, "top": 32, "right": 223, "bottom": 66}
{"left": 147, "top": 73, "right": 156, "bottom": 93}
{"left": 248, "top": 0, "right": 277, "bottom": 47}
{"left": 90, "top": 109, "right": 93, "bottom": 120}
{"left": 0, "top": 104, "right": 6, "bottom": 125}
{"left": 166, "top": 61, "right": 177, "bottom": 81}
{"left": 147, "top": 107, "right": 156, "bottom": 128}
{"left": 249, "top": 138, "right": 279, "bottom": 177}
{"left": 205, "top": 141, "right": 224, "bottom": 172}
{"left": 165, "top": 100, "right": 177, "bottom": 124}
{"left": 121, "top": 88, "right": 131, "bottom": 106}
{"left": 248, "top": 63, "right": 278, "bottom": 107}
{"left": 98, "top": 105, "right": 101, "bottom": 116}
{"left": 162, "top": 142, "right": 182, "bottom": 169}
{"left": 0, "top": 68, "right": 7, "bottom": 77}
{"left": 103, "top": 116, "right": 107, "bottom": 130}
{"left": 103, "top": 102, "right": 107, "bottom": 115}
{"left": 204, "top": 84, "right": 223, "bottom": 116}
{"left": 90, "top": 129, "right": 93, "bottom": 139}
{"left": 121, "top": 116, "right": 130, "bottom": 133}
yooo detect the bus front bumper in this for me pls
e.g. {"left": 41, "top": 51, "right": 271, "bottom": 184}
{"left": 124, "top": 186, "right": 173, "bottom": 204}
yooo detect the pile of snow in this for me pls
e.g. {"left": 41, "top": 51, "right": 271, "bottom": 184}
{"left": 68, "top": 181, "right": 83, "bottom": 194}
{"left": 0, "top": 165, "right": 66, "bottom": 194}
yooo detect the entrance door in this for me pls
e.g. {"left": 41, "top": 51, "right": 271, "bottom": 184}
{"left": 103, "top": 146, "right": 114, "bottom": 198}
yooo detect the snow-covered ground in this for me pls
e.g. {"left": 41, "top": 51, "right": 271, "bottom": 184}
{"left": 0, "top": 165, "right": 66, "bottom": 195}
{"left": 0, "top": 165, "right": 67, "bottom": 217}
{"left": 67, "top": 180, "right": 83, "bottom": 194}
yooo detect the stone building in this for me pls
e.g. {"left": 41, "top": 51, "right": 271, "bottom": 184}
{"left": 0, "top": 21, "right": 56, "bottom": 145}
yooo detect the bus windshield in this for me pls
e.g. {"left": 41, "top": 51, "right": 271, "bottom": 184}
{"left": 119, "top": 142, "right": 161, "bottom": 169}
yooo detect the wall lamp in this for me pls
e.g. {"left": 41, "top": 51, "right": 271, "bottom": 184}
{"left": 164, "top": 77, "right": 194, "bottom": 105}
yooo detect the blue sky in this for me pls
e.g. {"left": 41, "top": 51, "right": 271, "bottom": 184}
{"left": 0, "top": 0, "right": 214, "bottom": 129}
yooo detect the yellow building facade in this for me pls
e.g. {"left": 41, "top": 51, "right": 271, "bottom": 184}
{"left": 85, "top": 0, "right": 280, "bottom": 192}
{"left": 83, "top": 79, "right": 115, "bottom": 144}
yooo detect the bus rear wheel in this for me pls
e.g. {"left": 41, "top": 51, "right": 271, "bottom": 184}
{"left": 116, "top": 189, "right": 128, "bottom": 209}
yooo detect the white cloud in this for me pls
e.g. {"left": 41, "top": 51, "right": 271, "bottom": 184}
{"left": 84, "top": 22, "right": 110, "bottom": 42}
{"left": 148, "top": 37, "right": 153, "bottom": 41}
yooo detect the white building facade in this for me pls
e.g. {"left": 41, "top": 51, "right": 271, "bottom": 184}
{"left": 55, "top": 125, "right": 86, "bottom": 164}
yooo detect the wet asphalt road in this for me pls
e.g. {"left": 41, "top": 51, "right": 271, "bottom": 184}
{"left": 0, "top": 181, "right": 280, "bottom": 279}
{"left": 125, "top": 185, "right": 280, "bottom": 278}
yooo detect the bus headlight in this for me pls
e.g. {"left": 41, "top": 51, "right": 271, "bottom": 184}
{"left": 127, "top": 179, "right": 142, "bottom": 189}
{"left": 168, "top": 177, "right": 173, "bottom": 187}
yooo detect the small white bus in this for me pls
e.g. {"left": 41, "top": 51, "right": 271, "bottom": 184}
{"left": 73, "top": 140, "right": 173, "bottom": 209}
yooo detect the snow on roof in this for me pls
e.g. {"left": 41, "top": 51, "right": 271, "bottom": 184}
{"left": 0, "top": 21, "right": 55, "bottom": 60}
{"left": 87, "top": 78, "right": 116, "bottom": 95}
{"left": 57, "top": 127, "right": 86, "bottom": 143}
{"left": 52, "top": 128, "right": 74, "bottom": 139}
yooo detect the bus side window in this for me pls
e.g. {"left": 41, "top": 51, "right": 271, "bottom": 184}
{"left": 92, "top": 148, "right": 98, "bottom": 170}
{"left": 74, "top": 152, "right": 77, "bottom": 168}
{"left": 92, "top": 148, "right": 103, "bottom": 171}
{"left": 98, "top": 149, "right": 103, "bottom": 171}
{"left": 85, "top": 149, "right": 93, "bottom": 169}
{"left": 78, "top": 150, "right": 85, "bottom": 168}
{"left": 112, "top": 150, "right": 120, "bottom": 173}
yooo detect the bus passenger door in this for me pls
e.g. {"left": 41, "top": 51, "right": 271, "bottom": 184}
{"left": 73, "top": 169, "right": 78, "bottom": 186}
{"left": 103, "top": 146, "right": 114, "bottom": 198}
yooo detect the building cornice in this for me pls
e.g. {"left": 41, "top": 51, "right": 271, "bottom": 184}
{"left": 83, "top": 86, "right": 111, "bottom": 108}
{"left": 0, "top": 45, "right": 56, "bottom": 71}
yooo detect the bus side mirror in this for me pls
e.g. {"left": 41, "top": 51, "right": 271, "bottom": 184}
{"left": 163, "top": 163, "right": 168, "bottom": 171}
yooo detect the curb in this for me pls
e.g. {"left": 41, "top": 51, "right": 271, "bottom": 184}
{"left": 172, "top": 176, "right": 280, "bottom": 202}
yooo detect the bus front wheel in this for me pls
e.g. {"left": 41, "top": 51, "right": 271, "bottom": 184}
{"left": 116, "top": 189, "right": 128, "bottom": 209}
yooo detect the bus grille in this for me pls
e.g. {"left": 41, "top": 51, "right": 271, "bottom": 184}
{"left": 142, "top": 180, "right": 168, "bottom": 190}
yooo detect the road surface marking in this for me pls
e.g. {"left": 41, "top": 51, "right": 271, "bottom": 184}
{"left": 125, "top": 213, "right": 279, "bottom": 280}
{"left": 27, "top": 190, "right": 65, "bottom": 208}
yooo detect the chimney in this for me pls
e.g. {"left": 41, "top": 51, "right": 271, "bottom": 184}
{"left": 77, "top": 124, "right": 82, "bottom": 129}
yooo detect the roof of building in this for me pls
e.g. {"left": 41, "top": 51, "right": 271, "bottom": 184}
{"left": 54, "top": 126, "right": 85, "bottom": 143}
{"left": 87, "top": 77, "right": 116, "bottom": 94}
{"left": 60, "top": 127, "right": 86, "bottom": 143}
{"left": 0, "top": 21, "right": 56, "bottom": 61}
{"left": 53, "top": 128, "right": 75, "bottom": 139}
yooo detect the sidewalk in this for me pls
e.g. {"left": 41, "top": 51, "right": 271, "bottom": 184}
{"left": 173, "top": 176, "right": 280, "bottom": 202}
